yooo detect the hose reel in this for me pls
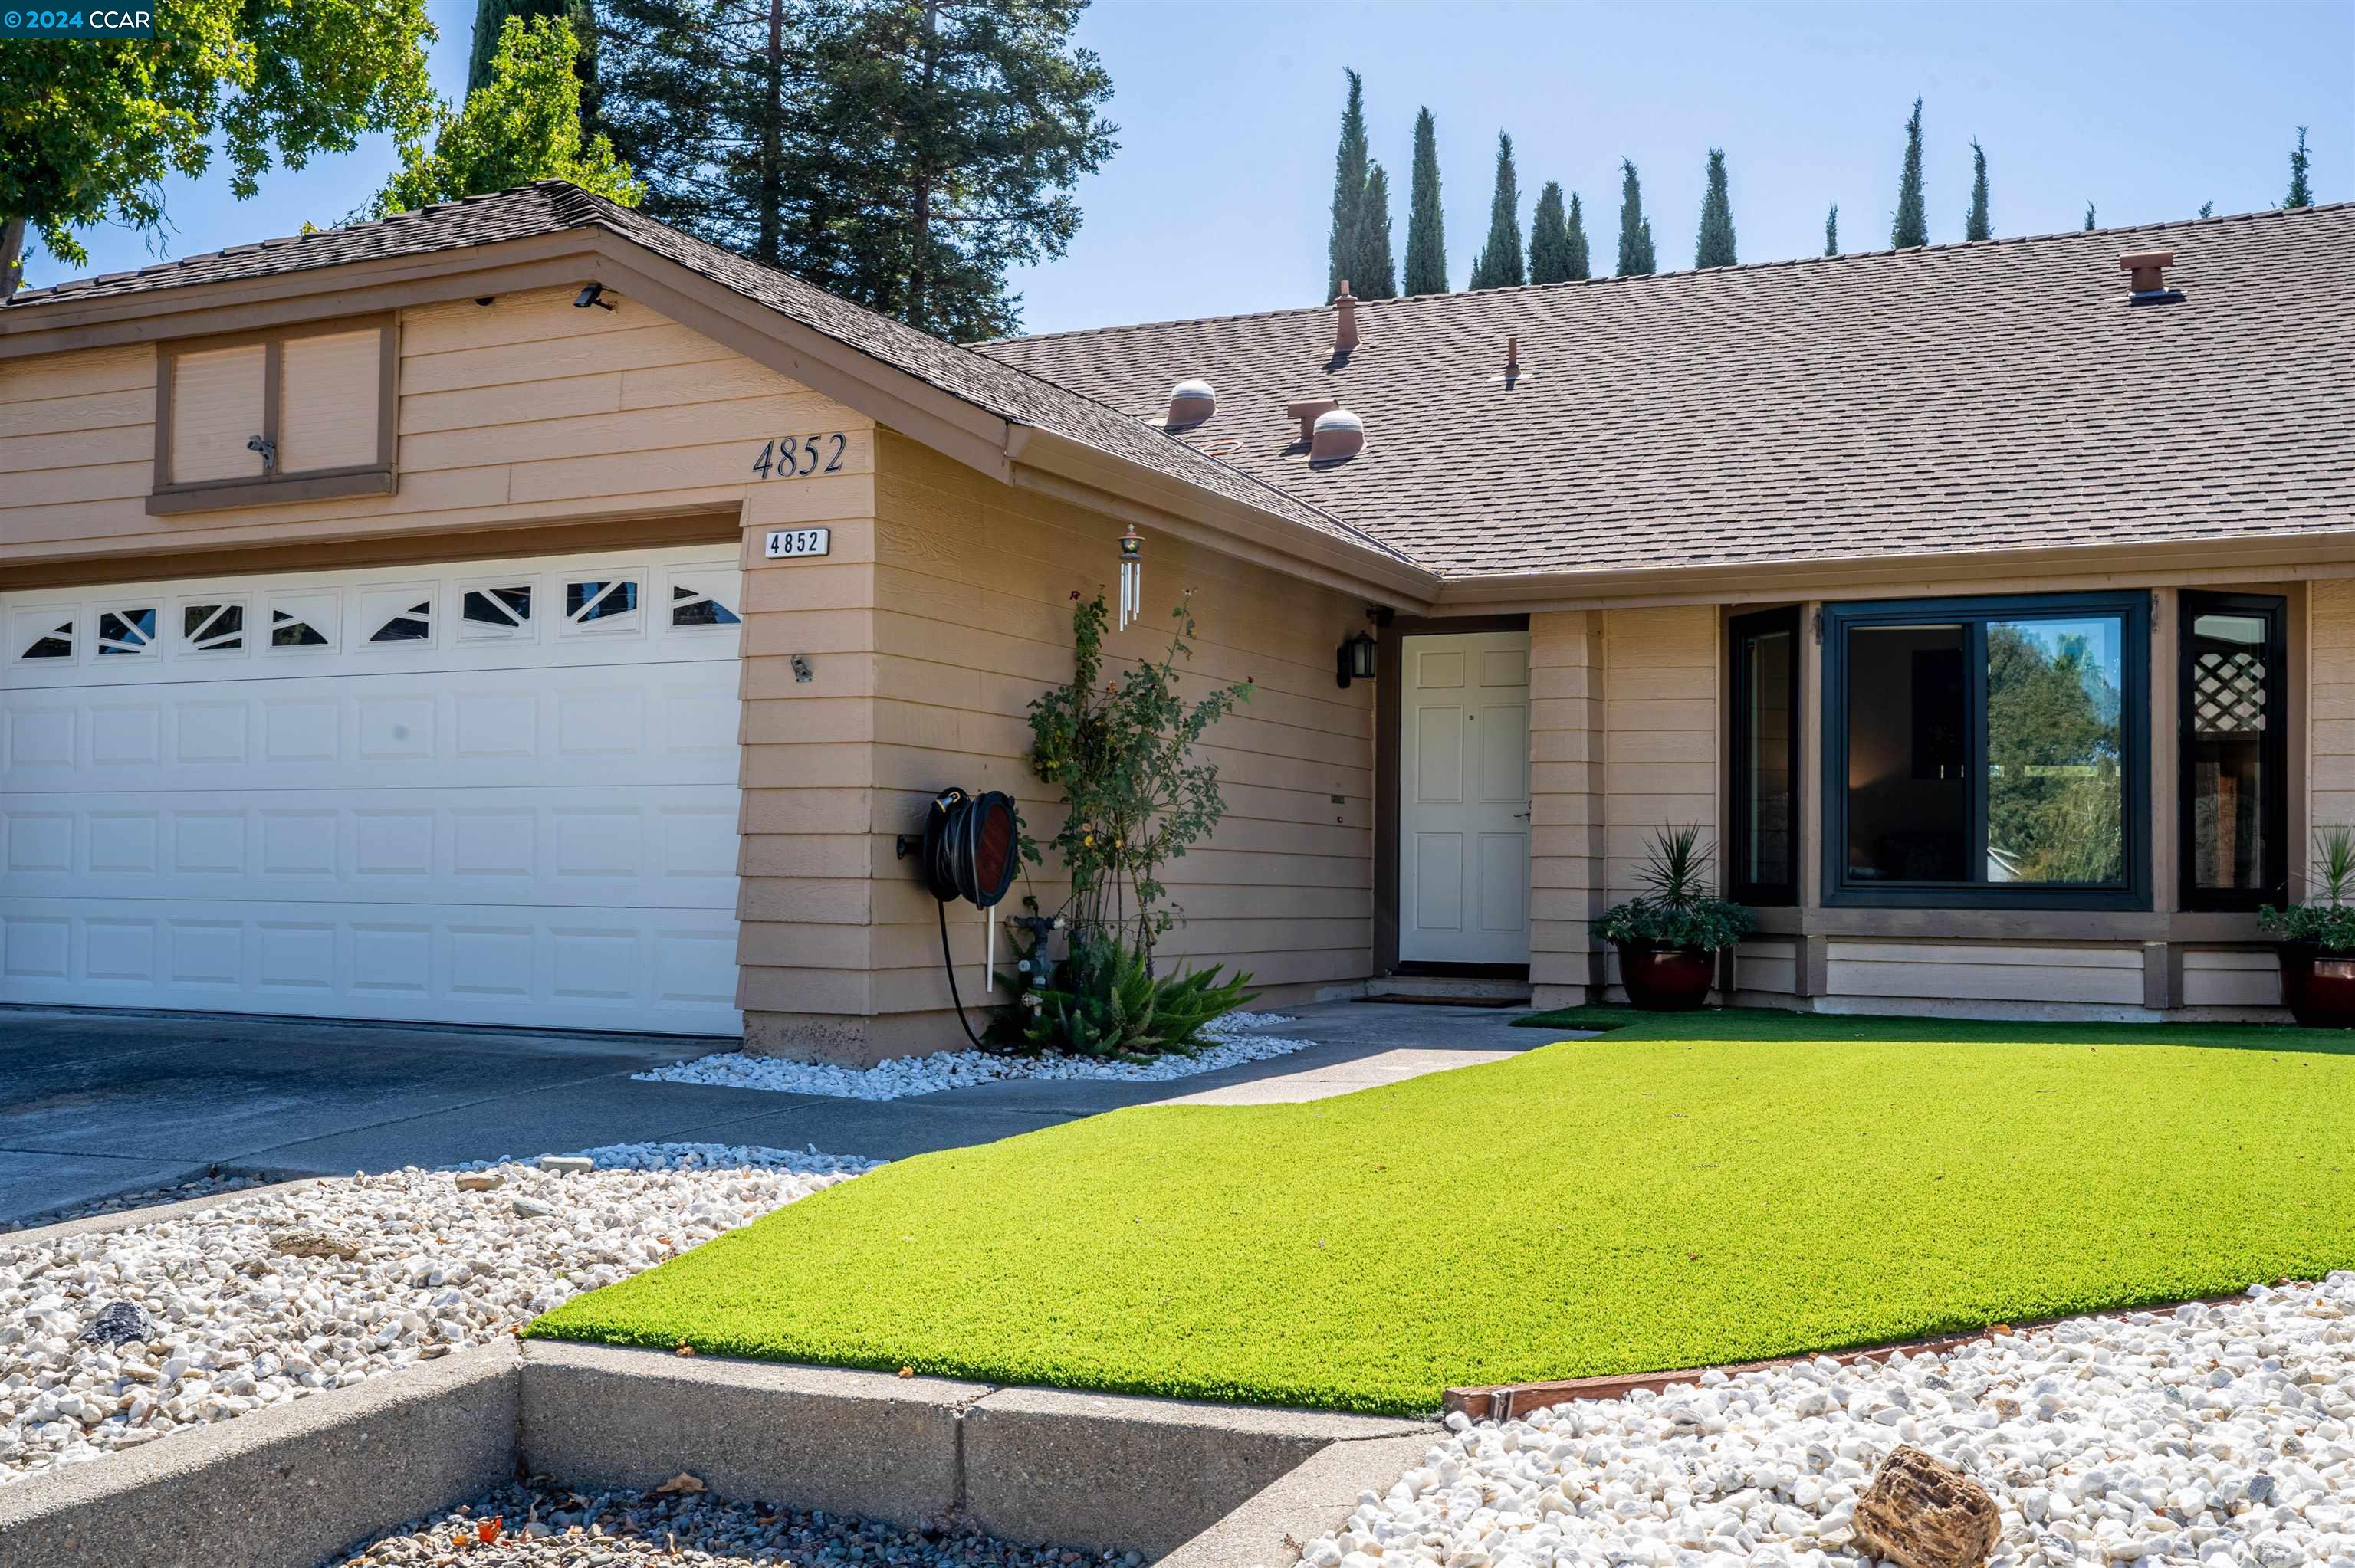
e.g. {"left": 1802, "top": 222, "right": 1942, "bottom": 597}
{"left": 897, "top": 787, "right": 1022, "bottom": 1046}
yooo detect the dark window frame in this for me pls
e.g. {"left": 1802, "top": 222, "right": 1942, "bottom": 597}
{"left": 1821, "top": 590, "right": 2151, "bottom": 911}
{"left": 1729, "top": 605, "right": 1802, "bottom": 907}
{"left": 2179, "top": 590, "right": 2289, "bottom": 911}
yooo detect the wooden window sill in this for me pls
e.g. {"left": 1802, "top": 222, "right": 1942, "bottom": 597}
{"left": 146, "top": 469, "right": 396, "bottom": 517}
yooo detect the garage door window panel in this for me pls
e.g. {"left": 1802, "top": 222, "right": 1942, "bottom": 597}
{"left": 150, "top": 319, "right": 396, "bottom": 515}
{"left": 668, "top": 579, "right": 742, "bottom": 629}
{"left": 461, "top": 586, "right": 534, "bottom": 638}
{"left": 95, "top": 609, "right": 159, "bottom": 658}
{"left": 182, "top": 604, "right": 246, "bottom": 654}
{"left": 565, "top": 579, "right": 642, "bottom": 633}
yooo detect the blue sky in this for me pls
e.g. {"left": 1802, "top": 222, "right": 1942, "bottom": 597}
{"left": 39, "top": 1, "right": 2355, "bottom": 337}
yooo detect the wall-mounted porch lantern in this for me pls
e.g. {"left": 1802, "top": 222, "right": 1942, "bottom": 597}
{"left": 1337, "top": 628, "right": 1378, "bottom": 689}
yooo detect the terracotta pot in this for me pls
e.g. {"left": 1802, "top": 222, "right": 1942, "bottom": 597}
{"left": 2278, "top": 943, "right": 2355, "bottom": 1029}
{"left": 1617, "top": 940, "right": 1716, "bottom": 1012}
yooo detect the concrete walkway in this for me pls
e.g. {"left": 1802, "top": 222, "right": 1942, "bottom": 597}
{"left": 0, "top": 1001, "right": 1552, "bottom": 1225}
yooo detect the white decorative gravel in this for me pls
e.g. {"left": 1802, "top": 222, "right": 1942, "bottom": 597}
{"left": 632, "top": 1010, "right": 1316, "bottom": 1100}
{"left": 0, "top": 1143, "right": 874, "bottom": 1483}
{"left": 1306, "top": 1274, "right": 2355, "bottom": 1568}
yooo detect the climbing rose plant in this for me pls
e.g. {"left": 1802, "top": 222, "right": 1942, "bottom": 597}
{"left": 1027, "top": 591, "right": 1252, "bottom": 957}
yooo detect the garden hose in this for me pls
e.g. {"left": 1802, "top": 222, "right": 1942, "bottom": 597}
{"left": 911, "top": 788, "right": 1022, "bottom": 1050}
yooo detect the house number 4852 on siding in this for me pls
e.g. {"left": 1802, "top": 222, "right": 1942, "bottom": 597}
{"left": 753, "top": 432, "right": 847, "bottom": 479}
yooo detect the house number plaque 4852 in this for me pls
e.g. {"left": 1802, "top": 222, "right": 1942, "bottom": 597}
{"left": 753, "top": 433, "right": 848, "bottom": 480}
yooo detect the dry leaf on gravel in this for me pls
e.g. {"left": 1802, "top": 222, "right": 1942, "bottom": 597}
{"left": 654, "top": 1473, "right": 706, "bottom": 1495}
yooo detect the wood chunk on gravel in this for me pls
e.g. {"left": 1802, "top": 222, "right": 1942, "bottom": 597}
{"left": 324, "top": 1479, "right": 1146, "bottom": 1568}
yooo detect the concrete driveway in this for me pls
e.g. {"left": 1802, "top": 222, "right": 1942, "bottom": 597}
{"left": 0, "top": 1002, "right": 1547, "bottom": 1225}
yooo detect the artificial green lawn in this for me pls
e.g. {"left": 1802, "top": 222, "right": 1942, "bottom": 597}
{"left": 530, "top": 1011, "right": 2355, "bottom": 1415}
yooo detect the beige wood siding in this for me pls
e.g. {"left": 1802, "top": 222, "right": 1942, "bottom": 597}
{"left": 1825, "top": 940, "right": 2145, "bottom": 1007}
{"left": 2179, "top": 947, "right": 2282, "bottom": 1009}
{"left": 1, "top": 285, "right": 861, "bottom": 570}
{"left": 1603, "top": 605, "right": 1720, "bottom": 905}
{"left": 2313, "top": 579, "right": 2355, "bottom": 838}
{"left": 1733, "top": 936, "right": 1800, "bottom": 999}
{"left": 1528, "top": 610, "right": 1603, "bottom": 1007}
{"left": 276, "top": 329, "right": 382, "bottom": 474}
{"left": 735, "top": 430, "right": 1374, "bottom": 1059}
{"left": 169, "top": 343, "right": 267, "bottom": 483}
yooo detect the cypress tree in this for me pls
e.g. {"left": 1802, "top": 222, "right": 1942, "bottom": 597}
{"left": 2083, "top": 202, "right": 2097, "bottom": 230}
{"left": 1965, "top": 138, "right": 1990, "bottom": 241}
{"left": 1327, "top": 70, "right": 1368, "bottom": 298}
{"left": 2286, "top": 126, "right": 2314, "bottom": 208}
{"left": 1614, "top": 158, "right": 1655, "bottom": 277}
{"left": 1529, "top": 180, "right": 1572, "bottom": 284}
{"left": 1892, "top": 96, "right": 1927, "bottom": 248}
{"left": 1694, "top": 146, "right": 1736, "bottom": 267}
{"left": 1352, "top": 162, "right": 1398, "bottom": 299}
{"left": 1824, "top": 202, "right": 1838, "bottom": 256}
{"left": 1468, "top": 131, "right": 1525, "bottom": 290}
{"left": 1403, "top": 107, "right": 1448, "bottom": 294}
{"left": 1564, "top": 191, "right": 1590, "bottom": 280}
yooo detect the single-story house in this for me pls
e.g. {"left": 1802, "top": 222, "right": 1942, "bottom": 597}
{"left": 3, "top": 182, "right": 2350, "bottom": 1058}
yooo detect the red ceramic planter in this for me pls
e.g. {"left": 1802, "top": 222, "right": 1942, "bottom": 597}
{"left": 2278, "top": 943, "right": 2355, "bottom": 1029}
{"left": 1617, "top": 940, "right": 1716, "bottom": 1012}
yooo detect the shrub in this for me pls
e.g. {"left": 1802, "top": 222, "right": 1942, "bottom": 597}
{"left": 2261, "top": 825, "right": 2355, "bottom": 953}
{"left": 1594, "top": 824, "right": 1756, "bottom": 954}
{"left": 1023, "top": 934, "right": 1259, "bottom": 1061}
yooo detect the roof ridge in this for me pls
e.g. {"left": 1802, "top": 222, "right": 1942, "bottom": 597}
{"left": 981, "top": 199, "right": 2355, "bottom": 347}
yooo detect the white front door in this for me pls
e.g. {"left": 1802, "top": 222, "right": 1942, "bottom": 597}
{"left": 2, "top": 544, "right": 747, "bottom": 1035}
{"left": 1398, "top": 631, "right": 1531, "bottom": 965}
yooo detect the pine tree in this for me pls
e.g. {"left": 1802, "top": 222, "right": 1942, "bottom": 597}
{"left": 1564, "top": 191, "right": 1590, "bottom": 280}
{"left": 1468, "top": 131, "right": 1525, "bottom": 290}
{"left": 1964, "top": 138, "right": 1990, "bottom": 241}
{"left": 468, "top": 0, "right": 599, "bottom": 132}
{"left": 2286, "top": 126, "right": 2314, "bottom": 208}
{"left": 1824, "top": 202, "right": 1839, "bottom": 256}
{"left": 1892, "top": 96, "right": 1927, "bottom": 248}
{"left": 1614, "top": 158, "right": 1655, "bottom": 277}
{"left": 1694, "top": 146, "right": 1736, "bottom": 267}
{"left": 2084, "top": 202, "right": 2097, "bottom": 230}
{"left": 1529, "top": 180, "right": 1572, "bottom": 284}
{"left": 1328, "top": 69, "right": 1369, "bottom": 298}
{"left": 598, "top": 0, "right": 1113, "bottom": 342}
{"left": 1403, "top": 107, "right": 1447, "bottom": 294}
{"left": 1352, "top": 162, "right": 1398, "bottom": 299}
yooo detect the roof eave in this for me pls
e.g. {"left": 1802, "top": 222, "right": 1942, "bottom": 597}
{"left": 1004, "top": 425, "right": 1440, "bottom": 612}
{"left": 1427, "top": 529, "right": 2355, "bottom": 612}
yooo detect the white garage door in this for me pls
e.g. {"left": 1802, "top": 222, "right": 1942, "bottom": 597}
{"left": 2, "top": 545, "right": 746, "bottom": 1035}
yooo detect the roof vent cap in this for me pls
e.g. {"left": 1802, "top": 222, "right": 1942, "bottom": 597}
{"left": 1332, "top": 280, "right": 1359, "bottom": 357}
{"left": 1164, "top": 379, "right": 1217, "bottom": 428}
{"left": 2120, "top": 249, "right": 2183, "bottom": 306}
{"left": 1309, "top": 407, "right": 1365, "bottom": 464}
{"left": 1285, "top": 396, "right": 1342, "bottom": 444}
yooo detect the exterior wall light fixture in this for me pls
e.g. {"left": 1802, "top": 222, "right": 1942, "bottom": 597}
{"left": 1337, "top": 628, "right": 1378, "bottom": 688}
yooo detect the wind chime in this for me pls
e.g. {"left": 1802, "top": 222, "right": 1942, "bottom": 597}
{"left": 1116, "top": 525, "right": 1143, "bottom": 631}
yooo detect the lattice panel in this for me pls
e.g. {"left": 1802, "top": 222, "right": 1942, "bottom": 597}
{"left": 2194, "top": 649, "right": 2267, "bottom": 734}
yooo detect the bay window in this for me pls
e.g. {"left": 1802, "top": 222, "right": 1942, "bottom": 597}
{"left": 1821, "top": 592, "right": 2150, "bottom": 908}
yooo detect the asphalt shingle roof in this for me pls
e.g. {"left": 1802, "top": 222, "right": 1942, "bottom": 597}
{"left": 13, "top": 188, "right": 2351, "bottom": 584}
{"left": 979, "top": 203, "right": 2355, "bottom": 579}
{"left": 4, "top": 183, "right": 1407, "bottom": 569}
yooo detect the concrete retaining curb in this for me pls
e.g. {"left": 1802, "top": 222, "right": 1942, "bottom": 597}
{"left": 961, "top": 1386, "right": 1424, "bottom": 1554}
{"left": 519, "top": 1342, "right": 990, "bottom": 1527}
{"left": 0, "top": 1338, "right": 518, "bottom": 1568}
{"left": 0, "top": 1340, "right": 1435, "bottom": 1568}
{"left": 1157, "top": 1432, "right": 1437, "bottom": 1568}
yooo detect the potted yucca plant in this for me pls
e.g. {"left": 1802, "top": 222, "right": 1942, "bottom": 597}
{"left": 1595, "top": 825, "right": 1756, "bottom": 1012}
{"left": 2260, "top": 825, "right": 2355, "bottom": 1028}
